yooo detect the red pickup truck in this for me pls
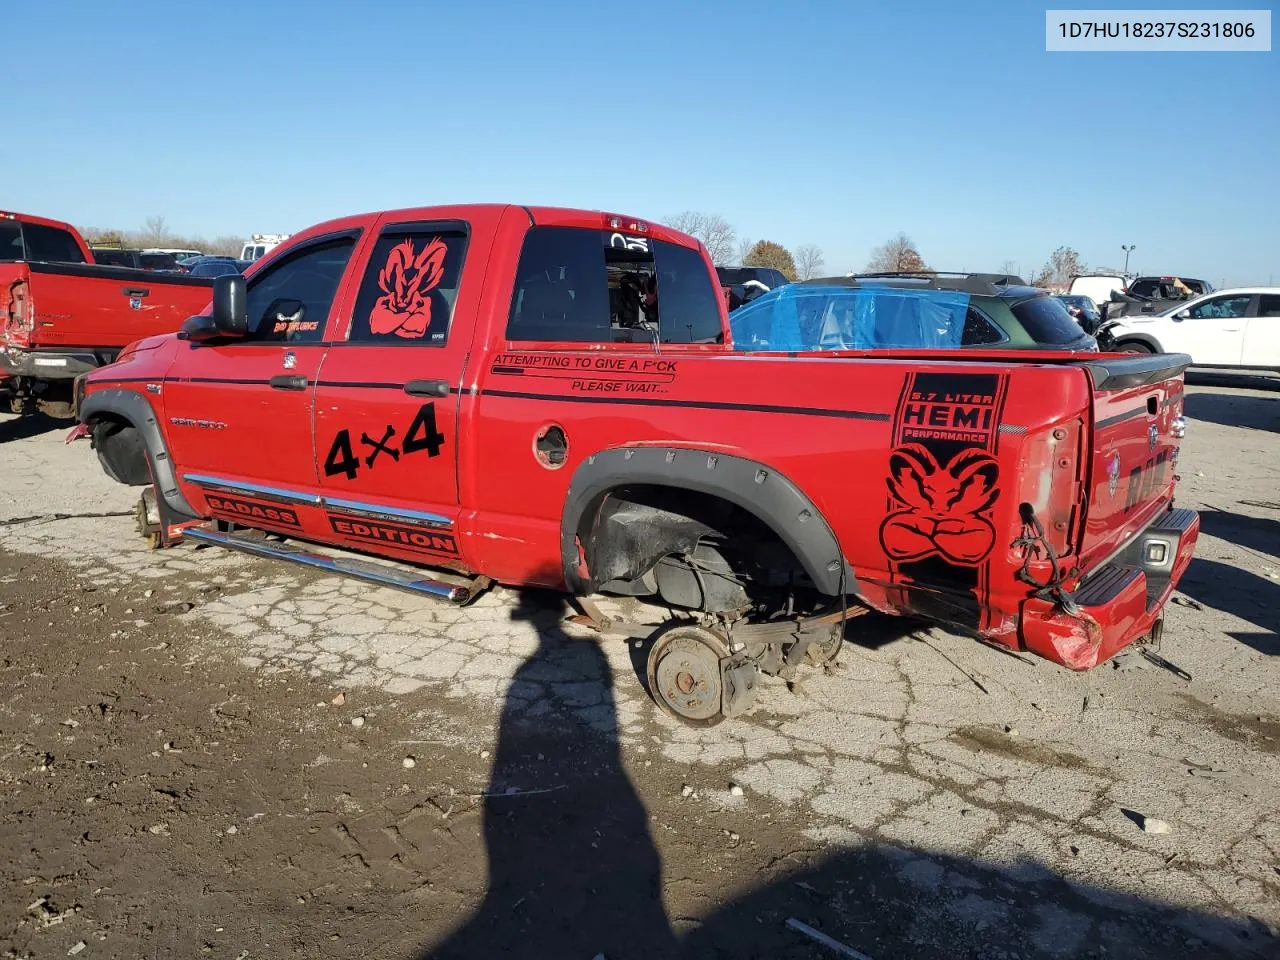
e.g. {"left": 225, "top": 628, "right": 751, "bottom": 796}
{"left": 71, "top": 203, "right": 1199, "bottom": 725}
{"left": 1, "top": 210, "right": 213, "bottom": 417}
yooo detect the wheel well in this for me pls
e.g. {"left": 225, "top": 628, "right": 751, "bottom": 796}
{"left": 1113, "top": 334, "right": 1159, "bottom": 352}
{"left": 576, "top": 483, "right": 816, "bottom": 601}
{"left": 89, "top": 413, "right": 151, "bottom": 486}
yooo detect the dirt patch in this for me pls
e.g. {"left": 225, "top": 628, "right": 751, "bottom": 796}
{"left": 1173, "top": 693, "right": 1280, "bottom": 753}
{"left": 949, "top": 725, "right": 1093, "bottom": 771}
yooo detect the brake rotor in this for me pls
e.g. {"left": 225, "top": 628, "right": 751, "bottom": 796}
{"left": 645, "top": 625, "right": 731, "bottom": 726}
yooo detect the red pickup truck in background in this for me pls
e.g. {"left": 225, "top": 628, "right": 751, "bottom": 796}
{"left": 1, "top": 210, "right": 213, "bottom": 417}
{"left": 72, "top": 203, "right": 1199, "bottom": 725}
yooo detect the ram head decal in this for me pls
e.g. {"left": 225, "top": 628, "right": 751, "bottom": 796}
{"left": 879, "top": 444, "right": 1000, "bottom": 565}
{"left": 369, "top": 237, "right": 448, "bottom": 339}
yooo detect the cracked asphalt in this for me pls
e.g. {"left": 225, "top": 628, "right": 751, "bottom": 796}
{"left": 1, "top": 377, "right": 1278, "bottom": 959}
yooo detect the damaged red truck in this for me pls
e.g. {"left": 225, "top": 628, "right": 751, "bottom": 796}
{"left": 1, "top": 210, "right": 212, "bottom": 416}
{"left": 71, "top": 203, "right": 1199, "bottom": 724}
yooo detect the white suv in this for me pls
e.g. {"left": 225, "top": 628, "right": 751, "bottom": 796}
{"left": 1106, "top": 287, "right": 1280, "bottom": 370}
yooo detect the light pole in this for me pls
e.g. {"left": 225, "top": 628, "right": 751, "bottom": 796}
{"left": 1121, "top": 244, "right": 1136, "bottom": 277}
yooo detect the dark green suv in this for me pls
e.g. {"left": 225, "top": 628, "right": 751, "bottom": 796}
{"left": 728, "top": 272, "right": 1097, "bottom": 352}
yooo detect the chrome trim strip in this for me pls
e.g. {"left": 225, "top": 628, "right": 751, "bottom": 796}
{"left": 182, "top": 473, "right": 323, "bottom": 506}
{"left": 321, "top": 497, "right": 453, "bottom": 528}
{"left": 183, "top": 528, "right": 467, "bottom": 602}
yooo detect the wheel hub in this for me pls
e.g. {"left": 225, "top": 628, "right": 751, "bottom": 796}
{"left": 648, "top": 631, "right": 727, "bottom": 724}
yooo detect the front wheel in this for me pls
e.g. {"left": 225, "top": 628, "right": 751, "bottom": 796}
{"left": 1115, "top": 341, "right": 1153, "bottom": 354}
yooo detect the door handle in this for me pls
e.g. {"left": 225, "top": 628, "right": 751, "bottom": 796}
{"left": 403, "top": 379, "right": 450, "bottom": 397}
{"left": 269, "top": 375, "right": 308, "bottom": 391}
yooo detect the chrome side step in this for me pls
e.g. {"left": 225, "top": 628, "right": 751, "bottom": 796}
{"left": 183, "top": 527, "right": 489, "bottom": 605}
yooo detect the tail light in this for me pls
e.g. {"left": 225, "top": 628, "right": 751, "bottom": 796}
{"left": 6, "top": 279, "right": 31, "bottom": 335}
{"left": 603, "top": 213, "right": 649, "bottom": 234}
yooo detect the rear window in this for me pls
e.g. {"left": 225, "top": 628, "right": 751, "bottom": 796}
{"left": 23, "top": 223, "right": 86, "bottom": 264}
{"left": 0, "top": 221, "right": 24, "bottom": 259}
{"left": 138, "top": 253, "right": 178, "bottom": 270}
{"left": 507, "top": 227, "right": 723, "bottom": 344}
{"left": 1010, "top": 295, "right": 1088, "bottom": 345}
{"left": 91, "top": 249, "right": 132, "bottom": 267}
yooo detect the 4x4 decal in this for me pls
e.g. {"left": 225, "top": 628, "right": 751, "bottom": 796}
{"left": 323, "top": 402, "right": 446, "bottom": 480}
{"left": 369, "top": 237, "right": 447, "bottom": 339}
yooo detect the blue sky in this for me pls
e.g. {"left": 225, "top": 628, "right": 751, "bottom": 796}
{"left": 5, "top": 0, "right": 1276, "bottom": 284}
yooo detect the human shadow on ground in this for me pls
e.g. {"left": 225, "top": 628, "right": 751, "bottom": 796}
{"left": 424, "top": 588, "right": 679, "bottom": 959}
{"left": 419, "top": 589, "right": 1277, "bottom": 959}
{"left": 1183, "top": 386, "right": 1280, "bottom": 432}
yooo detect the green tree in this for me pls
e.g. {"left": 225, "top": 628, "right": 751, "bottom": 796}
{"left": 743, "top": 240, "right": 797, "bottom": 281}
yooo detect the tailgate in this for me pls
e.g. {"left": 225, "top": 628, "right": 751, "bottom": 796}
{"left": 1077, "top": 353, "right": 1190, "bottom": 571}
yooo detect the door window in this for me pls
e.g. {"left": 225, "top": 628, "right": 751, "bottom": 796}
{"left": 241, "top": 235, "right": 357, "bottom": 343}
{"left": 1186, "top": 295, "right": 1251, "bottom": 320}
{"left": 506, "top": 226, "right": 722, "bottom": 344}
{"left": 348, "top": 226, "right": 468, "bottom": 345}
{"left": 1256, "top": 295, "right": 1280, "bottom": 318}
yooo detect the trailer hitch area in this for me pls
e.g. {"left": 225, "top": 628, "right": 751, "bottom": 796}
{"left": 65, "top": 423, "right": 89, "bottom": 445}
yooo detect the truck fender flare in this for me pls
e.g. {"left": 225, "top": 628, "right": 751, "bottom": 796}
{"left": 560, "top": 446, "right": 854, "bottom": 597}
{"left": 79, "top": 387, "right": 198, "bottom": 521}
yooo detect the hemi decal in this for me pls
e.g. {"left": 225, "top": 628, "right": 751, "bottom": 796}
{"left": 328, "top": 516, "right": 459, "bottom": 556}
{"left": 206, "top": 494, "right": 302, "bottom": 529}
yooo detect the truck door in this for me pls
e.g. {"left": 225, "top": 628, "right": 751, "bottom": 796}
{"left": 311, "top": 218, "right": 474, "bottom": 564}
{"left": 162, "top": 230, "right": 363, "bottom": 511}
{"left": 1161, "top": 293, "right": 1252, "bottom": 365}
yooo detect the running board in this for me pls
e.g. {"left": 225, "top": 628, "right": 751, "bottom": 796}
{"left": 183, "top": 527, "right": 489, "bottom": 604}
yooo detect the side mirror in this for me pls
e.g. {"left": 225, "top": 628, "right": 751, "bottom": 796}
{"left": 212, "top": 274, "right": 248, "bottom": 336}
{"left": 1173, "top": 309, "right": 1190, "bottom": 321}
{"left": 179, "top": 314, "right": 219, "bottom": 342}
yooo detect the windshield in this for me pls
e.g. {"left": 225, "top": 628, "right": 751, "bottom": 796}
{"left": 729, "top": 284, "right": 976, "bottom": 351}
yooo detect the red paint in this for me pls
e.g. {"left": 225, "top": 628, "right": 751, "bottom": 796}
{"left": 77, "top": 202, "right": 1199, "bottom": 671}
{"left": 0, "top": 212, "right": 212, "bottom": 386}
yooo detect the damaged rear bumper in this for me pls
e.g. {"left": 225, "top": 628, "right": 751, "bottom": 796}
{"left": 1020, "top": 507, "right": 1200, "bottom": 670}
{"left": 0, "top": 346, "right": 105, "bottom": 380}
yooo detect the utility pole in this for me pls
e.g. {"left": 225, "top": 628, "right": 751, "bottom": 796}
{"left": 1121, "top": 244, "right": 1136, "bottom": 277}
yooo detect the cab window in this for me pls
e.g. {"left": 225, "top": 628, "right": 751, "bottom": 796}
{"left": 348, "top": 226, "right": 468, "bottom": 345}
{"left": 23, "top": 224, "right": 87, "bottom": 264}
{"left": 242, "top": 235, "right": 357, "bottom": 343}
{"left": 506, "top": 226, "right": 723, "bottom": 344}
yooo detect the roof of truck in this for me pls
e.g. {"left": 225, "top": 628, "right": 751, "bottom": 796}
{"left": 0, "top": 210, "right": 80, "bottom": 233}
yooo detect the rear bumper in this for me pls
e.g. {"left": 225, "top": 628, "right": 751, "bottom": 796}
{"left": 1020, "top": 507, "right": 1199, "bottom": 670}
{"left": 0, "top": 346, "right": 105, "bottom": 380}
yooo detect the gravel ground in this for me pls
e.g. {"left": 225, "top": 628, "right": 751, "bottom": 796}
{"left": 0, "top": 376, "right": 1277, "bottom": 959}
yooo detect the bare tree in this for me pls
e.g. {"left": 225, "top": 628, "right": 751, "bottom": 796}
{"left": 998, "top": 259, "right": 1019, "bottom": 278}
{"left": 735, "top": 237, "right": 754, "bottom": 265}
{"left": 1033, "top": 246, "right": 1086, "bottom": 290}
{"left": 210, "top": 235, "right": 246, "bottom": 257}
{"left": 140, "top": 216, "right": 171, "bottom": 246}
{"left": 795, "top": 244, "right": 825, "bottom": 280}
{"left": 664, "top": 211, "right": 737, "bottom": 266}
{"left": 866, "top": 233, "right": 931, "bottom": 274}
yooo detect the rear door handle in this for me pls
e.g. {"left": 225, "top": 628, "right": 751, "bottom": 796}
{"left": 269, "top": 375, "right": 308, "bottom": 391}
{"left": 403, "top": 379, "right": 450, "bottom": 397}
